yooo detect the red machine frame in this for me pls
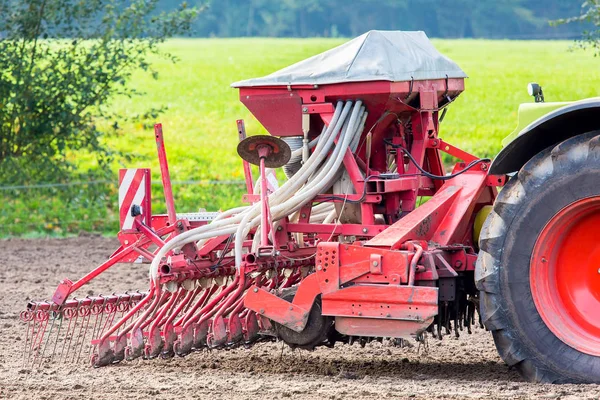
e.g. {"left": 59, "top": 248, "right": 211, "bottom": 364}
{"left": 23, "top": 77, "right": 506, "bottom": 366}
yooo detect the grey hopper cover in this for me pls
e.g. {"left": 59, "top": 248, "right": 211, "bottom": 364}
{"left": 231, "top": 30, "right": 467, "bottom": 88}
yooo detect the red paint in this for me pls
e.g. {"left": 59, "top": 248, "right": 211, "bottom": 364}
{"left": 155, "top": 124, "right": 177, "bottom": 227}
{"left": 531, "top": 196, "right": 600, "bottom": 356}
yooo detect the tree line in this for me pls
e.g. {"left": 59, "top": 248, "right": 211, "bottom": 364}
{"left": 165, "top": 0, "right": 586, "bottom": 39}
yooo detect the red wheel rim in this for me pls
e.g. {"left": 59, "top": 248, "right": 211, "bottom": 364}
{"left": 531, "top": 196, "right": 600, "bottom": 356}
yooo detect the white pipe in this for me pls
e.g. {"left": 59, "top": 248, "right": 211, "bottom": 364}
{"left": 148, "top": 100, "right": 366, "bottom": 283}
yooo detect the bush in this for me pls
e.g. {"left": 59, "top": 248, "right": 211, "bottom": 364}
{"left": 0, "top": 0, "right": 201, "bottom": 185}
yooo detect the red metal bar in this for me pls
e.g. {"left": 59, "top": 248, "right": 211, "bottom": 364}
{"left": 27, "top": 292, "right": 147, "bottom": 312}
{"left": 154, "top": 123, "right": 177, "bottom": 226}
{"left": 259, "top": 156, "right": 269, "bottom": 247}
{"left": 287, "top": 223, "right": 388, "bottom": 236}
{"left": 134, "top": 218, "right": 166, "bottom": 248}
{"left": 243, "top": 193, "right": 382, "bottom": 203}
{"left": 433, "top": 138, "right": 479, "bottom": 163}
{"left": 237, "top": 119, "right": 254, "bottom": 194}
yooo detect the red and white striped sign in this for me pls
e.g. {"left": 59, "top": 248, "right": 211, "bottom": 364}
{"left": 118, "top": 168, "right": 151, "bottom": 231}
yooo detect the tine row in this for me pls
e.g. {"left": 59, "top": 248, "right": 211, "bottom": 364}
{"left": 20, "top": 292, "right": 146, "bottom": 368}
{"left": 20, "top": 268, "right": 304, "bottom": 368}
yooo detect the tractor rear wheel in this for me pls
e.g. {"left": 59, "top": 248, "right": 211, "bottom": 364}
{"left": 477, "top": 132, "right": 600, "bottom": 383}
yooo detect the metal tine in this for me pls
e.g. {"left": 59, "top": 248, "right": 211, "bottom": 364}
{"left": 116, "top": 293, "right": 133, "bottom": 336}
{"left": 30, "top": 308, "right": 50, "bottom": 368}
{"left": 70, "top": 303, "right": 87, "bottom": 363}
{"left": 62, "top": 299, "right": 82, "bottom": 363}
{"left": 47, "top": 310, "right": 65, "bottom": 364}
{"left": 88, "top": 296, "right": 106, "bottom": 357}
{"left": 99, "top": 295, "right": 122, "bottom": 341}
{"left": 22, "top": 309, "right": 35, "bottom": 368}
{"left": 90, "top": 296, "right": 120, "bottom": 359}
{"left": 59, "top": 305, "right": 78, "bottom": 363}
{"left": 73, "top": 299, "right": 94, "bottom": 363}
{"left": 27, "top": 310, "right": 40, "bottom": 366}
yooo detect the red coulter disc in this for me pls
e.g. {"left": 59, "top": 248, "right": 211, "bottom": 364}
{"left": 531, "top": 196, "right": 600, "bottom": 356}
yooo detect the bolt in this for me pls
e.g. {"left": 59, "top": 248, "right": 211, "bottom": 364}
{"left": 289, "top": 306, "right": 293, "bottom": 311}
{"left": 386, "top": 313, "right": 391, "bottom": 318}
{"left": 372, "top": 261, "right": 379, "bottom": 267}
{"left": 124, "top": 240, "right": 129, "bottom": 245}
{"left": 301, "top": 213, "right": 307, "bottom": 219}
{"left": 260, "top": 309, "right": 265, "bottom": 314}
{"left": 542, "top": 257, "right": 547, "bottom": 263}
{"left": 597, "top": 268, "right": 600, "bottom": 274}
{"left": 302, "top": 107, "right": 309, "bottom": 113}
{"left": 481, "top": 164, "right": 488, "bottom": 171}
{"left": 362, "top": 228, "right": 368, "bottom": 234}
{"left": 358, "top": 312, "right": 362, "bottom": 316}
{"left": 317, "top": 265, "right": 322, "bottom": 271}
{"left": 253, "top": 288, "right": 258, "bottom": 293}
{"left": 246, "top": 95, "right": 250, "bottom": 99}
{"left": 277, "top": 226, "right": 283, "bottom": 231}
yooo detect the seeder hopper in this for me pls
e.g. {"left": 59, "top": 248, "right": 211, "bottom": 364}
{"left": 22, "top": 31, "right": 600, "bottom": 384}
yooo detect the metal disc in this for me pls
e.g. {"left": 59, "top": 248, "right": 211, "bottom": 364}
{"left": 237, "top": 135, "right": 292, "bottom": 168}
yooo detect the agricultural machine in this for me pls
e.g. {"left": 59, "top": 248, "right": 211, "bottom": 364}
{"left": 21, "top": 31, "right": 600, "bottom": 384}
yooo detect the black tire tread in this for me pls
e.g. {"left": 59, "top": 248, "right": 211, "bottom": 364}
{"left": 476, "top": 131, "right": 600, "bottom": 384}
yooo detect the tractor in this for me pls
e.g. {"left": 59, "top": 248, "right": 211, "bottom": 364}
{"left": 21, "top": 30, "right": 600, "bottom": 384}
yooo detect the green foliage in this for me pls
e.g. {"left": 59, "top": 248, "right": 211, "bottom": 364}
{"left": 3, "top": 38, "right": 600, "bottom": 237}
{"left": 0, "top": 0, "right": 201, "bottom": 185}
{"left": 555, "top": 0, "right": 600, "bottom": 54}
{"left": 166, "top": 0, "right": 583, "bottom": 39}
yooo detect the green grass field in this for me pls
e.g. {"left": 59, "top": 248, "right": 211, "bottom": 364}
{"left": 3, "top": 38, "right": 600, "bottom": 236}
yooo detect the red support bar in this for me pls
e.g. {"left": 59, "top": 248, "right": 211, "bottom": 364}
{"left": 154, "top": 123, "right": 177, "bottom": 227}
{"left": 287, "top": 223, "right": 388, "bottom": 237}
{"left": 237, "top": 119, "right": 254, "bottom": 194}
{"left": 134, "top": 218, "right": 166, "bottom": 248}
{"left": 432, "top": 138, "right": 479, "bottom": 163}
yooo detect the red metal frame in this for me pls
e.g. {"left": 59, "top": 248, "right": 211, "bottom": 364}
{"left": 27, "top": 75, "right": 506, "bottom": 367}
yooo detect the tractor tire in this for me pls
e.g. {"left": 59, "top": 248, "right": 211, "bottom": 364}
{"left": 476, "top": 131, "right": 600, "bottom": 383}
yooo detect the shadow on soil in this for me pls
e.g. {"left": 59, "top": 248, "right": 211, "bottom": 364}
{"left": 192, "top": 348, "right": 525, "bottom": 383}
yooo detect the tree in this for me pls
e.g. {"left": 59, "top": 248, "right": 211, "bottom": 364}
{"left": 556, "top": 1, "right": 600, "bottom": 54}
{"left": 0, "top": 0, "right": 201, "bottom": 184}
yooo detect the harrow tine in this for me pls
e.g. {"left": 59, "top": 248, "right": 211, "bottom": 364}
{"left": 64, "top": 300, "right": 83, "bottom": 363}
{"left": 76, "top": 302, "right": 96, "bottom": 363}
{"left": 30, "top": 307, "right": 51, "bottom": 367}
{"left": 89, "top": 298, "right": 106, "bottom": 357}
{"left": 48, "top": 311, "right": 64, "bottom": 363}
{"left": 59, "top": 306, "right": 77, "bottom": 363}
{"left": 20, "top": 310, "right": 32, "bottom": 367}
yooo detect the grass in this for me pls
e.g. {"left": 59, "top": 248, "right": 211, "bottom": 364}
{"left": 3, "top": 38, "right": 600, "bottom": 236}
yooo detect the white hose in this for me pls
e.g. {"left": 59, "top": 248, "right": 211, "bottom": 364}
{"left": 149, "top": 100, "right": 366, "bottom": 283}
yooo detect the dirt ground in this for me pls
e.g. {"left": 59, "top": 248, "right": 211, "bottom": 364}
{"left": 0, "top": 237, "right": 599, "bottom": 400}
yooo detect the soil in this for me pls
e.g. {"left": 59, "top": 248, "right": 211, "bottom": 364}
{"left": 0, "top": 237, "right": 599, "bottom": 400}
